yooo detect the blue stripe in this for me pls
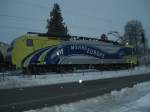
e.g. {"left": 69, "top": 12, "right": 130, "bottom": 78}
{"left": 42, "top": 44, "right": 133, "bottom": 64}
{"left": 29, "top": 47, "right": 50, "bottom": 64}
{"left": 29, "top": 44, "right": 133, "bottom": 65}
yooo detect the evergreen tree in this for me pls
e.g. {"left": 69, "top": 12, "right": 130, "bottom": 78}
{"left": 46, "top": 3, "right": 68, "bottom": 36}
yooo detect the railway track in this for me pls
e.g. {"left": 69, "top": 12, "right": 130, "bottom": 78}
{"left": 0, "top": 73, "right": 150, "bottom": 112}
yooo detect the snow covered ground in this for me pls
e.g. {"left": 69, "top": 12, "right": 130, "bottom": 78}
{"left": 0, "top": 66, "right": 150, "bottom": 89}
{"left": 24, "top": 81, "right": 150, "bottom": 112}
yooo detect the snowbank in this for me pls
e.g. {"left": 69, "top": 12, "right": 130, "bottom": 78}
{"left": 24, "top": 81, "right": 150, "bottom": 112}
{"left": 0, "top": 66, "right": 150, "bottom": 89}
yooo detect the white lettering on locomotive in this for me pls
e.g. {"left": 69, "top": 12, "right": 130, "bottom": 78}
{"left": 70, "top": 44, "right": 105, "bottom": 58}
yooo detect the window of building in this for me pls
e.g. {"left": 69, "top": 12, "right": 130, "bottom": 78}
{"left": 26, "top": 39, "right": 33, "bottom": 47}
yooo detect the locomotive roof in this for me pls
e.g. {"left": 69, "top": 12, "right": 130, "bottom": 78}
{"left": 27, "top": 32, "right": 122, "bottom": 46}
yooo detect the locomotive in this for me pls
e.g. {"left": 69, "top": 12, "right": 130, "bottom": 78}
{"left": 6, "top": 32, "right": 138, "bottom": 74}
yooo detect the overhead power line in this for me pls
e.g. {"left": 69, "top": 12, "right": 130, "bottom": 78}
{"left": 12, "top": 0, "right": 51, "bottom": 9}
{"left": 0, "top": 25, "right": 43, "bottom": 32}
{"left": 0, "top": 14, "right": 45, "bottom": 23}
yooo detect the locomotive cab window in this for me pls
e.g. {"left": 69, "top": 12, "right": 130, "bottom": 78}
{"left": 26, "top": 39, "right": 33, "bottom": 47}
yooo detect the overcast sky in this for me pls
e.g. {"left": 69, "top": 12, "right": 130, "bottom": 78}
{"left": 0, "top": 0, "right": 150, "bottom": 46}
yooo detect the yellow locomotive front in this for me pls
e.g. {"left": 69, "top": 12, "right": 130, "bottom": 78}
{"left": 7, "top": 32, "right": 63, "bottom": 68}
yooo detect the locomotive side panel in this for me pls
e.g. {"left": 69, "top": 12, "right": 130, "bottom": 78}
{"left": 22, "top": 41, "right": 138, "bottom": 74}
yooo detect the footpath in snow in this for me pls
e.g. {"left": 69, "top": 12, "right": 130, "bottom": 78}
{"left": 24, "top": 81, "right": 150, "bottom": 112}
{"left": 0, "top": 66, "right": 150, "bottom": 89}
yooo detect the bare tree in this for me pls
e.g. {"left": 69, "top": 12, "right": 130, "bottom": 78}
{"left": 124, "top": 20, "right": 147, "bottom": 54}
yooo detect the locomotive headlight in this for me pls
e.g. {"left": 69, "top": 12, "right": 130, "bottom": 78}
{"left": 56, "top": 48, "right": 63, "bottom": 56}
{"left": 126, "top": 42, "right": 129, "bottom": 45}
{"left": 56, "top": 51, "right": 59, "bottom": 55}
{"left": 79, "top": 79, "right": 82, "bottom": 84}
